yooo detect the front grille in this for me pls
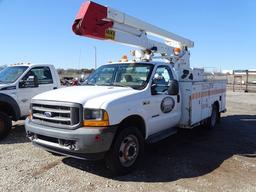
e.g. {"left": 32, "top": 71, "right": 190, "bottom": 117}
{"left": 31, "top": 101, "right": 82, "bottom": 129}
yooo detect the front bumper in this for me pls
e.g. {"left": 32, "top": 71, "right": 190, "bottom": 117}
{"left": 25, "top": 118, "right": 117, "bottom": 160}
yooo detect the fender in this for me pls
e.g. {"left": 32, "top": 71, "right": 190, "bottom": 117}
{"left": 0, "top": 93, "right": 21, "bottom": 121}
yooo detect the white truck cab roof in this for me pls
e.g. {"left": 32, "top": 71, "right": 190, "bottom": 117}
{"left": 10, "top": 63, "right": 54, "bottom": 68}
{"left": 105, "top": 61, "right": 174, "bottom": 67}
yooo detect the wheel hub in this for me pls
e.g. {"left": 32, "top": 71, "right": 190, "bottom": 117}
{"left": 119, "top": 135, "right": 139, "bottom": 167}
{"left": 128, "top": 145, "right": 135, "bottom": 156}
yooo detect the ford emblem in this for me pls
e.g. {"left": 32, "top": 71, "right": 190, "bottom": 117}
{"left": 44, "top": 111, "right": 52, "bottom": 118}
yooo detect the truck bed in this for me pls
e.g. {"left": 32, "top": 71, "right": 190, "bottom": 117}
{"left": 179, "top": 80, "right": 226, "bottom": 128}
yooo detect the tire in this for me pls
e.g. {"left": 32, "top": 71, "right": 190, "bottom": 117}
{"left": 0, "top": 112, "right": 12, "bottom": 140}
{"left": 217, "top": 112, "right": 221, "bottom": 124}
{"left": 207, "top": 104, "right": 218, "bottom": 129}
{"left": 105, "top": 126, "right": 144, "bottom": 175}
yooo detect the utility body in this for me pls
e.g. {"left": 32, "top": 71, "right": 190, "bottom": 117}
{"left": 0, "top": 64, "right": 60, "bottom": 139}
{"left": 25, "top": 1, "right": 226, "bottom": 175}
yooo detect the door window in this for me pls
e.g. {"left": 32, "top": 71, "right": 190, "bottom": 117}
{"left": 152, "top": 66, "right": 173, "bottom": 94}
{"left": 23, "top": 67, "right": 53, "bottom": 84}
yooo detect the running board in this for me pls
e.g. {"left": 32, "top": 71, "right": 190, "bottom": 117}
{"left": 146, "top": 127, "right": 177, "bottom": 144}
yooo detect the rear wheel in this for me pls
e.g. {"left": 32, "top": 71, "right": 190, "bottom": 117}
{"left": 0, "top": 112, "right": 12, "bottom": 140}
{"left": 105, "top": 126, "right": 144, "bottom": 175}
{"left": 207, "top": 104, "right": 218, "bottom": 129}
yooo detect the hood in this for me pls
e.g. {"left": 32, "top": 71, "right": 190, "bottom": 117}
{"left": 32, "top": 86, "right": 138, "bottom": 107}
{"left": 0, "top": 84, "right": 16, "bottom": 91}
{"left": 0, "top": 84, "right": 6, "bottom": 89}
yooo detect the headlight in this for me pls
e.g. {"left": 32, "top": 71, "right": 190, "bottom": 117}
{"left": 84, "top": 109, "right": 103, "bottom": 120}
{"left": 83, "top": 109, "right": 109, "bottom": 127}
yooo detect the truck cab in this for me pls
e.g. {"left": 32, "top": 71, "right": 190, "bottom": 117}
{"left": 0, "top": 63, "right": 60, "bottom": 139}
{"left": 82, "top": 61, "right": 181, "bottom": 137}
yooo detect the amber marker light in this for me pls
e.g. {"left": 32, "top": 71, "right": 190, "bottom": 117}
{"left": 121, "top": 55, "right": 128, "bottom": 62}
{"left": 173, "top": 47, "right": 181, "bottom": 56}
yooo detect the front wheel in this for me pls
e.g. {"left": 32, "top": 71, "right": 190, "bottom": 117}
{"left": 0, "top": 112, "right": 12, "bottom": 140}
{"left": 105, "top": 126, "right": 144, "bottom": 175}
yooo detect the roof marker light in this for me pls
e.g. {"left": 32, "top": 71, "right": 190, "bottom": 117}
{"left": 121, "top": 55, "right": 128, "bottom": 62}
{"left": 173, "top": 47, "right": 181, "bottom": 56}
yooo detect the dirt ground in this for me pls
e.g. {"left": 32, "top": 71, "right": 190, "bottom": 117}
{"left": 0, "top": 91, "right": 255, "bottom": 192}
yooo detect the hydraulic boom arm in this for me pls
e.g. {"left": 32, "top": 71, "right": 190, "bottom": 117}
{"left": 72, "top": 1, "right": 194, "bottom": 59}
{"left": 72, "top": 1, "right": 198, "bottom": 81}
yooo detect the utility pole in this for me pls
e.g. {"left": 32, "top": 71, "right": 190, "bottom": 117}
{"left": 94, "top": 46, "right": 97, "bottom": 69}
{"left": 78, "top": 48, "right": 81, "bottom": 69}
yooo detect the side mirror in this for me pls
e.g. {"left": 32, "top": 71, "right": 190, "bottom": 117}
{"left": 167, "top": 80, "right": 179, "bottom": 95}
{"left": 19, "top": 75, "right": 38, "bottom": 88}
{"left": 151, "top": 83, "right": 157, "bottom": 95}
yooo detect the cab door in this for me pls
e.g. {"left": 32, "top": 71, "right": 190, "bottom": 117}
{"left": 17, "top": 66, "right": 55, "bottom": 116}
{"left": 146, "top": 65, "right": 181, "bottom": 136}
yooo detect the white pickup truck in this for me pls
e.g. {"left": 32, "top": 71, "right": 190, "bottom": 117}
{"left": 0, "top": 64, "right": 60, "bottom": 139}
{"left": 25, "top": 1, "right": 227, "bottom": 175}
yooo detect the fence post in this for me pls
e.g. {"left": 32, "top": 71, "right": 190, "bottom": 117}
{"left": 233, "top": 70, "right": 235, "bottom": 92}
{"left": 245, "top": 70, "right": 249, "bottom": 92}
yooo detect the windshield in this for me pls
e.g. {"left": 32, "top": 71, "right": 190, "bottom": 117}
{"left": 0, "top": 66, "right": 28, "bottom": 84}
{"left": 84, "top": 63, "right": 154, "bottom": 90}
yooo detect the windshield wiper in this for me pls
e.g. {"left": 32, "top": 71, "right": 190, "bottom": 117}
{"left": 97, "top": 83, "right": 112, "bottom": 86}
{"left": 112, "top": 84, "right": 128, "bottom": 87}
{"left": 83, "top": 82, "right": 95, "bottom": 86}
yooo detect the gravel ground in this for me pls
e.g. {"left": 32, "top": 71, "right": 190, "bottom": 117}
{"left": 0, "top": 91, "right": 256, "bottom": 192}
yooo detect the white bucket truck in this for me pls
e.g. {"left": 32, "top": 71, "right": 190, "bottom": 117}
{"left": 25, "top": 1, "right": 226, "bottom": 175}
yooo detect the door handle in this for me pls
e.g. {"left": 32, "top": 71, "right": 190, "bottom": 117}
{"left": 177, "top": 94, "right": 180, "bottom": 103}
{"left": 53, "top": 87, "right": 57, "bottom": 89}
{"left": 143, "top": 100, "right": 150, "bottom": 105}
